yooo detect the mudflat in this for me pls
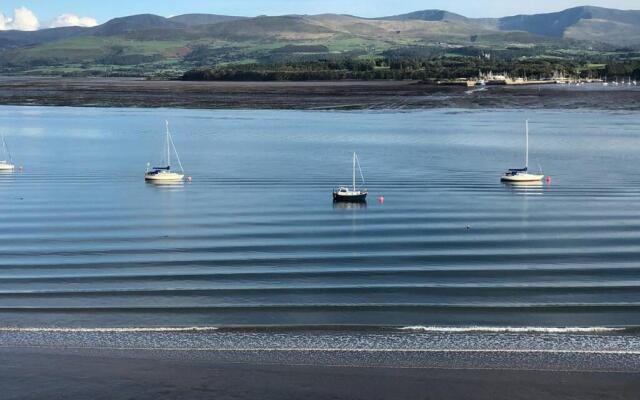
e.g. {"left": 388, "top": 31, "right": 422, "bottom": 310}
{"left": 1, "top": 77, "right": 639, "bottom": 110}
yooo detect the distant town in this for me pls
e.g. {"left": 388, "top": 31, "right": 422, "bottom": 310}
{"left": 437, "top": 71, "right": 637, "bottom": 87}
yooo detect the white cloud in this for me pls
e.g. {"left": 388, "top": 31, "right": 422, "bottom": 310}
{"left": 0, "top": 7, "right": 40, "bottom": 31}
{"left": 0, "top": 7, "right": 98, "bottom": 31}
{"left": 13, "top": 7, "right": 39, "bottom": 30}
{"left": 48, "top": 13, "right": 98, "bottom": 28}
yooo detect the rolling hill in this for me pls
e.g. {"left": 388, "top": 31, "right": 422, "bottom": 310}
{"left": 168, "top": 14, "right": 247, "bottom": 27}
{"left": 499, "top": 6, "right": 640, "bottom": 44}
{"left": 381, "top": 10, "right": 471, "bottom": 22}
{"left": 0, "top": 5, "right": 638, "bottom": 76}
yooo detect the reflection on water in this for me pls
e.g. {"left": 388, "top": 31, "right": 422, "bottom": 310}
{"left": 145, "top": 180, "right": 186, "bottom": 188}
{"left": 501, "top": 181, "right": 547, "bottom": 195}
{"left": 502, "top": 181, "right": 544, "bottom": 187}
{"left": 0, "top": 169, "right": 18, "bottom": 187}
{"left": 0, "top": 106, "right": 640, "bottom": 328}
{"left": 333, "top": 200, "right": 368, "bottom": 210}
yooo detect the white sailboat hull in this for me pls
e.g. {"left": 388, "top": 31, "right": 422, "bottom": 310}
{"left": 145, "top": 172, "right": 184, "bottom": 182}
{"left": 501, "top": 173, "right": 544, "bottom": 182}
{"left": 0, "top": 162, "right": 15, "bottom": 171}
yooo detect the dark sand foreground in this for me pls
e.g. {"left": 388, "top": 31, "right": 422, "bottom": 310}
{"left": 1, "top": 77, "right": 640, "bottom": 110}
{"left": 0, "top": 348, "right": 638, "bottom": 400}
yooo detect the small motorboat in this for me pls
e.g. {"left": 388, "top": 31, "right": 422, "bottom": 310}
{"left": 501, "top": 120, "right": 545, "bottom": 183}
{"left": 0, "top": 131, "right": 15, "bottom": 171}
{"left": 145, "top": 121, "right": 185, "bottom": 182}
{"left": 333, "top": 152, "right": 367, "bottom": 202}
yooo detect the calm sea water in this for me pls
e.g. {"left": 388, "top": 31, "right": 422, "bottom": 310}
{"left": 1, "top": 105, "right": 640, "bottom": 328}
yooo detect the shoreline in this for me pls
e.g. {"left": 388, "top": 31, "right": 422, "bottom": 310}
{"left": 1, "top": 77, "right": 640, "bottom": 111}
{"left": 0, "top": 324, "right": 635, "bottom": 333}
{"left": 2, "top": 327, "right": 639, "bottom": 370}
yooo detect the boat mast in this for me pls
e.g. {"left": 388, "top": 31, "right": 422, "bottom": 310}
{"left": 525, "top": 120, "right": 529, "bottom": 170}
{"left": 165, "top": 120, "right": 171, "bottom": 168}
{"left": 352, "top": 152, "right": 356, "bottom": 191}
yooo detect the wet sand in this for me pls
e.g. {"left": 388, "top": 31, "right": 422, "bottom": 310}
{"left": 1, "top": 77, "right": 639, "bottom": 110}
{"left": 2, "top": 347, "right": 639, "bottom": 400}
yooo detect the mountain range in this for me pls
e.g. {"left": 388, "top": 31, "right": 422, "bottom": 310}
{"left": 0, "top": 6, "right": 638, "bottom": 75}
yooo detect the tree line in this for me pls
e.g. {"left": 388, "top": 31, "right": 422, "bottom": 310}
{"left": 182, "top": 56, "right": 618, "bottom": 81}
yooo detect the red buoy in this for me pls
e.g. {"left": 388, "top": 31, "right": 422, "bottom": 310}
{"left": 378, "top": 196, "right": 385, "bottom": 204}
{"left": 187, "top": 176, "right": 192, "bottom": 182}
{"left": 546, "top": 176, "right": 552, "bottom": 183}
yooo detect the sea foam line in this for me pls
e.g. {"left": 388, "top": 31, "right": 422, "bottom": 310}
{"left": 0, "top": 326, "right": 630, "bottom": 334}
{"left": 0, "top": 327, "right": 219, "bottom": 333}
{"left": 398, "top": 326, "right": 627, "bottom": 334}
{"left": 5, "top": 346, "right": 640, "bottom": 356}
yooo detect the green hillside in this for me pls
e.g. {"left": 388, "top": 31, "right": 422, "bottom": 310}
{"left": 0, "top": 6, "right": 638, "bottom": 77}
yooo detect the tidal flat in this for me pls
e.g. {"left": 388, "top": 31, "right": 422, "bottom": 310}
{"left": 1, "top": 77, "right": 640, "bottom": 110}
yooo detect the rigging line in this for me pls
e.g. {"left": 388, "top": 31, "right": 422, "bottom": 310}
{"left": 1, "top": 132, "right": 11, "bottom": 163}
{"left": 355, "top": 153, "right": 365, "bottom": 187}
{"left": 168, "top": 128, "right": 185, "bottom": 173}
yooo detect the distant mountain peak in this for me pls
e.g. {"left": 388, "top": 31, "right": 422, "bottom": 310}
{"left": 168, "top": 14, "right": 247, "bottom": 27}
{"left": 498, "top": 5, "right": 640, "bottom": 38}
{"left": 90, "top": 14, "right": 181, "bottom": 36}
{"left": 381, "top": 9, "right": 468, "bottom": 22}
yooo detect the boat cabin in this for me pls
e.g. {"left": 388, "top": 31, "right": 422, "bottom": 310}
{"left": 504, "top": 167, "right": 528, "bottom": 176}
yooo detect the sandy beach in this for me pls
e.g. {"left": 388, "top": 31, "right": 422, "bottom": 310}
{"left": 2, "top": 347, "right": 639, "bottom": 400}
{"left": 2, "top": 326, "right": 640, "bottom": 399}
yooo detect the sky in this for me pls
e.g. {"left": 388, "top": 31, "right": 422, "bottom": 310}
{"left": 1, "top": 0, "right": 640, "bottom": 30}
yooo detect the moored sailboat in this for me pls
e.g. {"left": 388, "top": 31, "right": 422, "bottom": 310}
{"left": 501, "top": 120, "right": 545, "bottom": 183}
{"left": 0, "top": 131, "right": 15, "bottom": 171}
{"left": 145, "top": 121, "right": 185, "bottom": 182}
{"left": 333, "top": 152, "right": 367, "bottom": 202}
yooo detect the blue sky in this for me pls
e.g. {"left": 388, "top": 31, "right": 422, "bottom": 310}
{"left": 2, "top": 0, "right": 640, "bottom": 23}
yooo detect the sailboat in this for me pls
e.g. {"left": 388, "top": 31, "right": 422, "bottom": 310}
{"left": 0, "top": 131, "right": 15, "bottom": 171}
{"left": 501, "top": 120, "right": 545, "bottom": 183}
{"left": 333, "top": 152, "right": 367, "bottom": 202}
{"left": 144, "top": 121, "right": 185, "bottom": 182}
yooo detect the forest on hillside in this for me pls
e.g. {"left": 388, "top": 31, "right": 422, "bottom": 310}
{"left": 182, "top": 56, "right": 640, "bottom": 82}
